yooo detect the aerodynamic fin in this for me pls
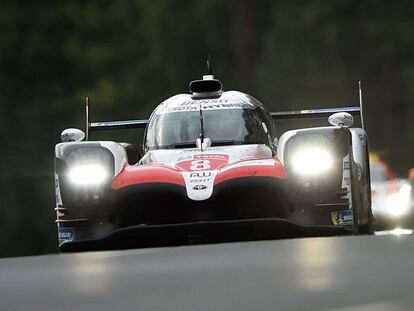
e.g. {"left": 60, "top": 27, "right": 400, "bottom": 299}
{"left": 84, "top": 96, "right": 148, "bottom": 140}
{"left": 84, "top": 82, "right": 365, "bottom": 137}
{"left": 89, "top": 119, "right": 149, "bottom": 131}
{"left": 271, "top": 81, "right": 366, "bottom": 127}
{"left": 270, "top": 106, "right": 361, "bottom": 120}
{"left": 358, "top": 81, "right": 365, "bottom": 129}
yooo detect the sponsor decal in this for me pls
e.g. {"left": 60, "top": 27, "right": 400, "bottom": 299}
{"left": 157, "top": 98, "right": 257, "bottom": 114}
{"left": 193, "top": 185, "right": 208, "bottom": 191}
{"left": 190, "top": 171, "right": 213, "bottom": 178}
{"left": 58, "top": 228, "right": 75, "bottom": 242}
{"left": 181, "top": 170, "right": 218, "bottom": 201}
{"left": 190, "top": 179, "right": 211, "bottom": 183}
{"left": 176, "top": 154, "right": 229, "bottom": 171}
{"left": 194, "top": 154, "right": 229, "bottom": 161}
{"left": 176, "top": 154, "right": 194, "bottom": 162}
{"left": 341, "top": 154, "right": 352, "bottom": 208}
{"left": 331, "top": 210, "right": 353, "bottom": 225}
{"left": 54, "top": 173, "right": 63, "bottom": 207}
{"left": 180, "top": 99, "right": 229, "bottom": 105}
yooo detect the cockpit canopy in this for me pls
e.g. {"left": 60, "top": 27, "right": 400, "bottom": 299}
{"left": 145, "top": 92, "right": 274, "bottom": 151}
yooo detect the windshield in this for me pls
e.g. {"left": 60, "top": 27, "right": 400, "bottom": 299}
{"left": 145, "top": 108, "right": 271, "bottom": 150}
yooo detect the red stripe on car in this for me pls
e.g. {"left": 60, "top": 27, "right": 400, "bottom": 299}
{"left": 214, "top": 162, "right": 288, "bottom": 185}
{"left": 112, "top": 165, "right": 185, "bottom": 189}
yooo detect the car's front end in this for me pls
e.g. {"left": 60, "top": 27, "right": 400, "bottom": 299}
{"left": 54, "top": 75, "right": 372, "bottom": 251}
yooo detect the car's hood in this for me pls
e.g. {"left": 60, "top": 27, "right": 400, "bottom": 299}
{"left": 140, "top": 144, "right": 273, "bottom": 169}
{"left": 113, "top": 144, "right": 287, "bottom": 201}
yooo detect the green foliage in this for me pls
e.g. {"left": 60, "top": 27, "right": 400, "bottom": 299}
{"left": 0, "top": 0, "right": 413, "bottom": 257}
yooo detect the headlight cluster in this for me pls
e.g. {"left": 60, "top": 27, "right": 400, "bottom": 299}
{"left": 68, "top": 163, "right": 109, "bottom": 187}
{"left": 55, "top": 144, "right": 116, "bottom": 208}
{"left": 57, "top": 145, "right": 115, "bottom": 207}
{"left": 291, "top": 147, "right": 333, "bottom": 176}
{"left": 63, "top": 146, "right": 114, "bottom": 189}
{"left": 283, "top": 130, "right": 349, "bottom": 194}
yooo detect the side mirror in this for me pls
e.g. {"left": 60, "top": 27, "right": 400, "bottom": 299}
{"left": 328, "top": 112, "right": 354, "bottom": 128}
{"left": 61, "top": 128, "right": 85, "bottom": 142}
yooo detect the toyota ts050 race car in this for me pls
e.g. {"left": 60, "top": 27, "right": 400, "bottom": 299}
{"left": 54, "top": 75, "right": 374, "bottom": 251}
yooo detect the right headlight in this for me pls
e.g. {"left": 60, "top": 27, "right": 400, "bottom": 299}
{"left": 68, "top": 163, "right": 109, "bottom": 187}
{"left": 282, "top": 129, "right": 350, "bottom": 193}
{"left": 291, "top": 147, "right": 333, "bottom": 176}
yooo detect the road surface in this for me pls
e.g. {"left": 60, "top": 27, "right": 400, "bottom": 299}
{"left": 1, "top": 233, "right": 414, "bottom": 310}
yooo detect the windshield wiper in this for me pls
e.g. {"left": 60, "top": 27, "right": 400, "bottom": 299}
{"left": 210, "top": 140, "right": 245, "bottom": 146}
{"left": 169, "top": 142, "right": 198, "bottom": 149}
{"left": 198, "top": 103, "right": 205, "bottom": 151}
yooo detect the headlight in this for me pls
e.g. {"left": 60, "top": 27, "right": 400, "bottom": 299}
{"left": 291, "top": 147, "right": 333, "bottom": 175}
{"left": 386, "top": 183, "right": 412, "bottom": 217}
{"left": 68, "top": 163, "right": 109, "bottom": 186}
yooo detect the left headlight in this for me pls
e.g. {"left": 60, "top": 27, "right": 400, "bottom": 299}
{"left": 68, "top": 163, "right": 109, "bottom": 186}
{"left": 291, "top": 147, "right": 333, "bottom": 175}
{"left": 56, "top": 144, "right": 115, "bottom": 206}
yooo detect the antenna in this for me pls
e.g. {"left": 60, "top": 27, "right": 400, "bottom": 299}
{"left": 207, "top": 54, "right": 212, "bottom": 75}
{"left": 85, "top": 97, "right": 90, "bottom": 141}
{"left": 199, "top": 103, "right": 205, "bottom": 151}
{"left": 358, "top": 81, "right": 365, "bottom": 130}
{"left": 203, "top": 54, "right": 214, "bottom": 81}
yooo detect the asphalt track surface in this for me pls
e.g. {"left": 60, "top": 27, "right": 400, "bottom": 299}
{"left": 2, "top": 233, "right": 414, "bottom": 311}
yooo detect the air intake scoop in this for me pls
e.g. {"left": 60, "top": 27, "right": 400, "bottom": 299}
{"left": 189, "top": 76, "right": 223, "bottom": 99}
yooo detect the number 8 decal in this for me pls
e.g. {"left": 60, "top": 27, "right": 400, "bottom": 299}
{"left": 190, "top": 160, "right": 211, "bottom": 170}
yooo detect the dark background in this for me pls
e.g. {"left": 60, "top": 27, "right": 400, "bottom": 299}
{"left": 0, "top": 0, "right": 413, "bottom": 257}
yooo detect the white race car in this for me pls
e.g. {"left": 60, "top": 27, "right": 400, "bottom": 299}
{"left": 54, "top": 74, "right": 374, "bottom": 251}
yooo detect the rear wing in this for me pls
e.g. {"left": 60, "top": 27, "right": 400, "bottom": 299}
{"left": 86, "top": 106, "right": 362, "bottom": 140}
{"left": 85, "top": 97, "right": 149, "bottom": 141}
{"left": 270, "top": 106, "right": 361, "bottom": 120}
{"left": 270, "top": 80, "right": 365, "bottom": 127}
{"left": 85, "top": 80, "right": 365, "bottom": 140}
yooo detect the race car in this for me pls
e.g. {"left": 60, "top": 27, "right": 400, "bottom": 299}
{"left": 54, "top": 74, "right": 373, "bottom": 251}
{"left": 370, "top": 152, "right": 414, "bottom": 230}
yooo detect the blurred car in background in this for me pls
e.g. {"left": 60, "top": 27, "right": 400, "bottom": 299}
{"left": 370, "top": 153, "right": 414, "bottom": 230}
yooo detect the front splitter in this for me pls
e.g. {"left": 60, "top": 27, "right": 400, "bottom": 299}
{"left": 60, "top": 218, "right": 352, "bottom": 252}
